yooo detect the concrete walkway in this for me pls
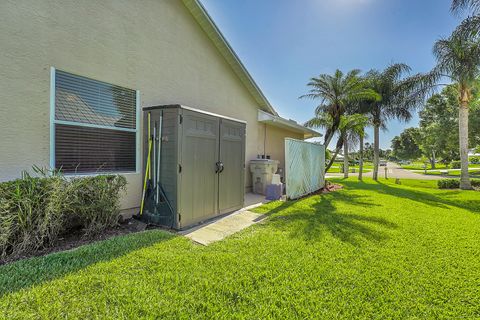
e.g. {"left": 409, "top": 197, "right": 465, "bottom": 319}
{"left": 180, "top": 193, "right": 270, "bottom": 245}
{"left": 180, "top": 210, "right": 267, "bottom": 245}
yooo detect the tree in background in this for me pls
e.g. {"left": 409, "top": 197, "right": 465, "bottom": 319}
{"left": 305, "top": 112, "right": 369, "bottom": 173}
{"left": 393, "top": 84, "right": 480, "bottom": 168}
{"left": 391, "top": 127, "right": 423, "bottom": 162}
{"left": 362, "top": 64, "right": 427, "bottom": 181}
{"left": 302, "top": 70, "right": 378, "bottom": 173}
{"left": 357, "top": 126, "right": 368, "bottom": 181}
{"left": 418, "top": 86, "right": 461, "bottom": 164}
{"left": 323, "top": 114, "right": 370, "bottom": 177}
{"left": 425, "top": 33, "right": 480, "bottom": 189}
{"left": 301, "top": 69, "right": 378, "bottom": 149}
{"left": 340, "top": 114, "right": 370, "bottom": 178}
{"left": 363, "top": 142, "right": 374, "bottom": 161}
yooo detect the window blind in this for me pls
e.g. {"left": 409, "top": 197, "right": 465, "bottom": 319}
{"left": 53, "top": 70, "right": 137, "bottom": 174}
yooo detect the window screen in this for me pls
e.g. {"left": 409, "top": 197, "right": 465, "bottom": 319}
{"left": 53, "top": 70, "right": 137, "bottom": 174}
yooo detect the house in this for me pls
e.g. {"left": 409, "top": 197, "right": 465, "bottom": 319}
{"left": 0, "top": 0, "right": 320, "bottom": 215}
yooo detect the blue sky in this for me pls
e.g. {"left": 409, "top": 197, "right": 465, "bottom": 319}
{"left": 200, "top": 0, "right": 461, "bottom": 149}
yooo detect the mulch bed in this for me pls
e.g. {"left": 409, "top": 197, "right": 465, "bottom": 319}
{"left": 0, "top": 219, "right": 160, "bottom": 266}
{"left": 288, "top": 182, "right": 343, "bottom": 201}
{"left": 319, "top": 182, "right": 344, "bottom": 193}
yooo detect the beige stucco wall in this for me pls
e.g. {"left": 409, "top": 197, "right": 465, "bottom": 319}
{"left": 257, "top": 124, "right": 305, "bottom": 178}
{"left": 0, "top": 0, "right": 268, "bottom": 209}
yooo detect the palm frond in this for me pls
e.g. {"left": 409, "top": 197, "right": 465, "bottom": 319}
{"left": 304, "top": 113, "right": 333, "bottom": 129}
{"left": 433, "top": 34, "right": 480, "bottom": 85}
{"left": 453, "top": 15, "right": 480, "bottom": 38}
{"left": 451, "top": 0, "right": 480, "bottom": 15}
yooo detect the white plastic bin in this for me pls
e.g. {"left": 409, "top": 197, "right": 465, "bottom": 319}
{"left": 250, "top": 159, "right": 279, "bottom": 195}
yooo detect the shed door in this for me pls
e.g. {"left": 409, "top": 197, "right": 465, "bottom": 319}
{"left": 179, "top": 110, "right": 219, "bottom": 227}
{"left": 218, "top": 119, "right": 246, "bottom": 214}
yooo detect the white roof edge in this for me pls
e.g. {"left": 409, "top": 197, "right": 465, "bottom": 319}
{"left": 145, "top": 104, "right": 247, "bottom": 124}
{"left": 257, "top": 110, "right": 322, "bottom": 139}
{"left": 182, "top": 0, "right": 278, "bottom": 116}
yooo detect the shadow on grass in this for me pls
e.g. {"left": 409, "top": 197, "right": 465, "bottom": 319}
{"left": 0, "top": 230, "right": 175, "bottom": 297}
{"left": 258, "top": 191, "right": 397, "bottom": 246}
{"left": 341, "top": 180, "right": 480, "bottom": 214}
{"left": 258, "top": 178, "right": 480, "bottom": 245}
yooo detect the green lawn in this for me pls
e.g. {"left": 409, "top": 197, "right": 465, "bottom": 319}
{"left": 1, "top": 179, "right": 480, "bottom": 318}
{"left": 328, "top": 162, "right": 374, "bottom": 173}
{"left": 401, "top": 162, "right": 449, "bottom": 170}
{"left": 402, "top": 162, "right": 480, "bottom": 170}
{"left": 327, "top": 167, "right": 372, "bottom": 173}
{"left": 415, "top": 169, "right": 480, "bottom": 176}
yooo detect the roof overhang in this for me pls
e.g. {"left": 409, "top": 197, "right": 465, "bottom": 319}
{"left": 182, "top": 0, "right": 278, "bottom": 116}
{"left": 258, "top": 110, "right": 322, "bottom": 140}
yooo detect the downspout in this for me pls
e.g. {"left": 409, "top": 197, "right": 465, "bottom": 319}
{"left": 264, "top": 123, "right": 267, "bottom": 158}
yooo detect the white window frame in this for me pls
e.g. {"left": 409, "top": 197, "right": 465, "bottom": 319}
{"left": 49, "top": 67, "right": 141, "bottom": 175}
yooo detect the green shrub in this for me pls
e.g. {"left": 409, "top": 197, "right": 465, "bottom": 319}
{"left": 470, "top": 157, "right": 480, "bottom": 164}
{"left": 472, "top": 180, "right": 480, "bottom": 188}
{"left": 437, "top": 179, "right": 460, "bottom": 189}
{"left": 66, "top": 176, "right": 127, "bottom": 237}
{"left": 438, "top": 178, "right": 480, "bottom": 189}
{"left": 0, "top": 174, "right": 66, "bottom": 256}
{"left": 0, "top": 171, "right": 126, "bottom": 257}
{"left": 451, "top": 161, "right": 461, "bottom": 169}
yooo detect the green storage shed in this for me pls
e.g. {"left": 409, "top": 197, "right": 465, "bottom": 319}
{"left": 141, "top": 105, "right": 246, "bottom": 229}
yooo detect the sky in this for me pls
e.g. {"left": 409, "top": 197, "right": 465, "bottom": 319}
{"left": 200, "top": 0, "right": 461, "bottom": 149}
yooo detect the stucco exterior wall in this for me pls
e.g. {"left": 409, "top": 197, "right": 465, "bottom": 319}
{"left": 0, "top": 0, "right": 268, "bottom": 209}
{"left": 258, "top": 124, "right": 305, "bottom": 177}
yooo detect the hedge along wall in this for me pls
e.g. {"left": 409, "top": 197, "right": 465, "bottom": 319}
{"left": 0, "top": 172, "right": 126, "bottom": 257}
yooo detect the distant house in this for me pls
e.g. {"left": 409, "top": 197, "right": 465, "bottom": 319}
{"left": 0, "top": 0, "right": 319, "bottom": 211}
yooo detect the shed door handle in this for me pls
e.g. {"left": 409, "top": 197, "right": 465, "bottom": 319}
{"left": 215, "top": 161, "right": 224, "bottom": 173}
{"left": 219, "top": 162, "right": 224, "bottom": 173}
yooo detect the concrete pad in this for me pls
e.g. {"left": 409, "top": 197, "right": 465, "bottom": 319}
{"left": 181, "top": 210, "right": 267, "bottom": 245}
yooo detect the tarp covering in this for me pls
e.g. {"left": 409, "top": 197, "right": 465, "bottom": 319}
{"left": 285, "top": 138, "right": 325, "bottom": 199}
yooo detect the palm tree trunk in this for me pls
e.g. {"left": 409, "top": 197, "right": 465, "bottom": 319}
{"left": 358, "top": 132, "right": 364, "bottom": 181}
{"left": 325, "top": 136, "right": 344, "bottom": 172}
{"left": 459, "top": 97, "right": 472, "bottom": 189}
{"left": 343, "top": 138, "right": 349, "bottom": 178}
{"left": 373, "top": 124, "right": 380, "bottom": 181}
{"left": 324, "top": 128, "right": 334, "bottom": 149}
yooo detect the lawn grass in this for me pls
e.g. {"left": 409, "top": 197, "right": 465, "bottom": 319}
{"left": 328, "top": 162, "right": 373, "bottom": 173}
{"left": 401, "top": 162, "right": 449, "bottom": 170}
{"left": 414, "top": 169, "right": 480, "bottom": 176}
{"left": 1, "top": 178, "right": 480, "bottom": 318}
{"left": 327, "top": 167, "right": 372, "bottom": 173}
{"left": 402, "top": 162, "right": 480, "bottom": 170}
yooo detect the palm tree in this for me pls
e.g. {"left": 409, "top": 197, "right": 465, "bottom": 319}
{"left": 343, "top": 134, "right": 350, "bottom": 179}
{"left": 340, "top": 114, "right": 370, "bottom": 179}
{"left": 305, "top": 112, "right": 368, "bottom": 174}
{"left": 362, "top": 64, "right": 425, "bottom": 180}
{"left": 358, "top": 127, "right": 368, "bottom": 181}
{"left": 300, "top": 69, "right": 378, "bottom": 149}
{"left": 304, "top": 113, "right": 339, "bottom": 171}
{"left": 364, "top": 142, "right": 373, "bottom": 161}
{"left": 452, "top": 0, "right": 480, "bottom": 37}
{"left": 428, "top": 34, "right": 480, "bottom": 189}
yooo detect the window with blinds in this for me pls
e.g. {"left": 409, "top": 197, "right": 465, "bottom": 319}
{"left": 52, "top": 69, "right": 138, "bottom": 174}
